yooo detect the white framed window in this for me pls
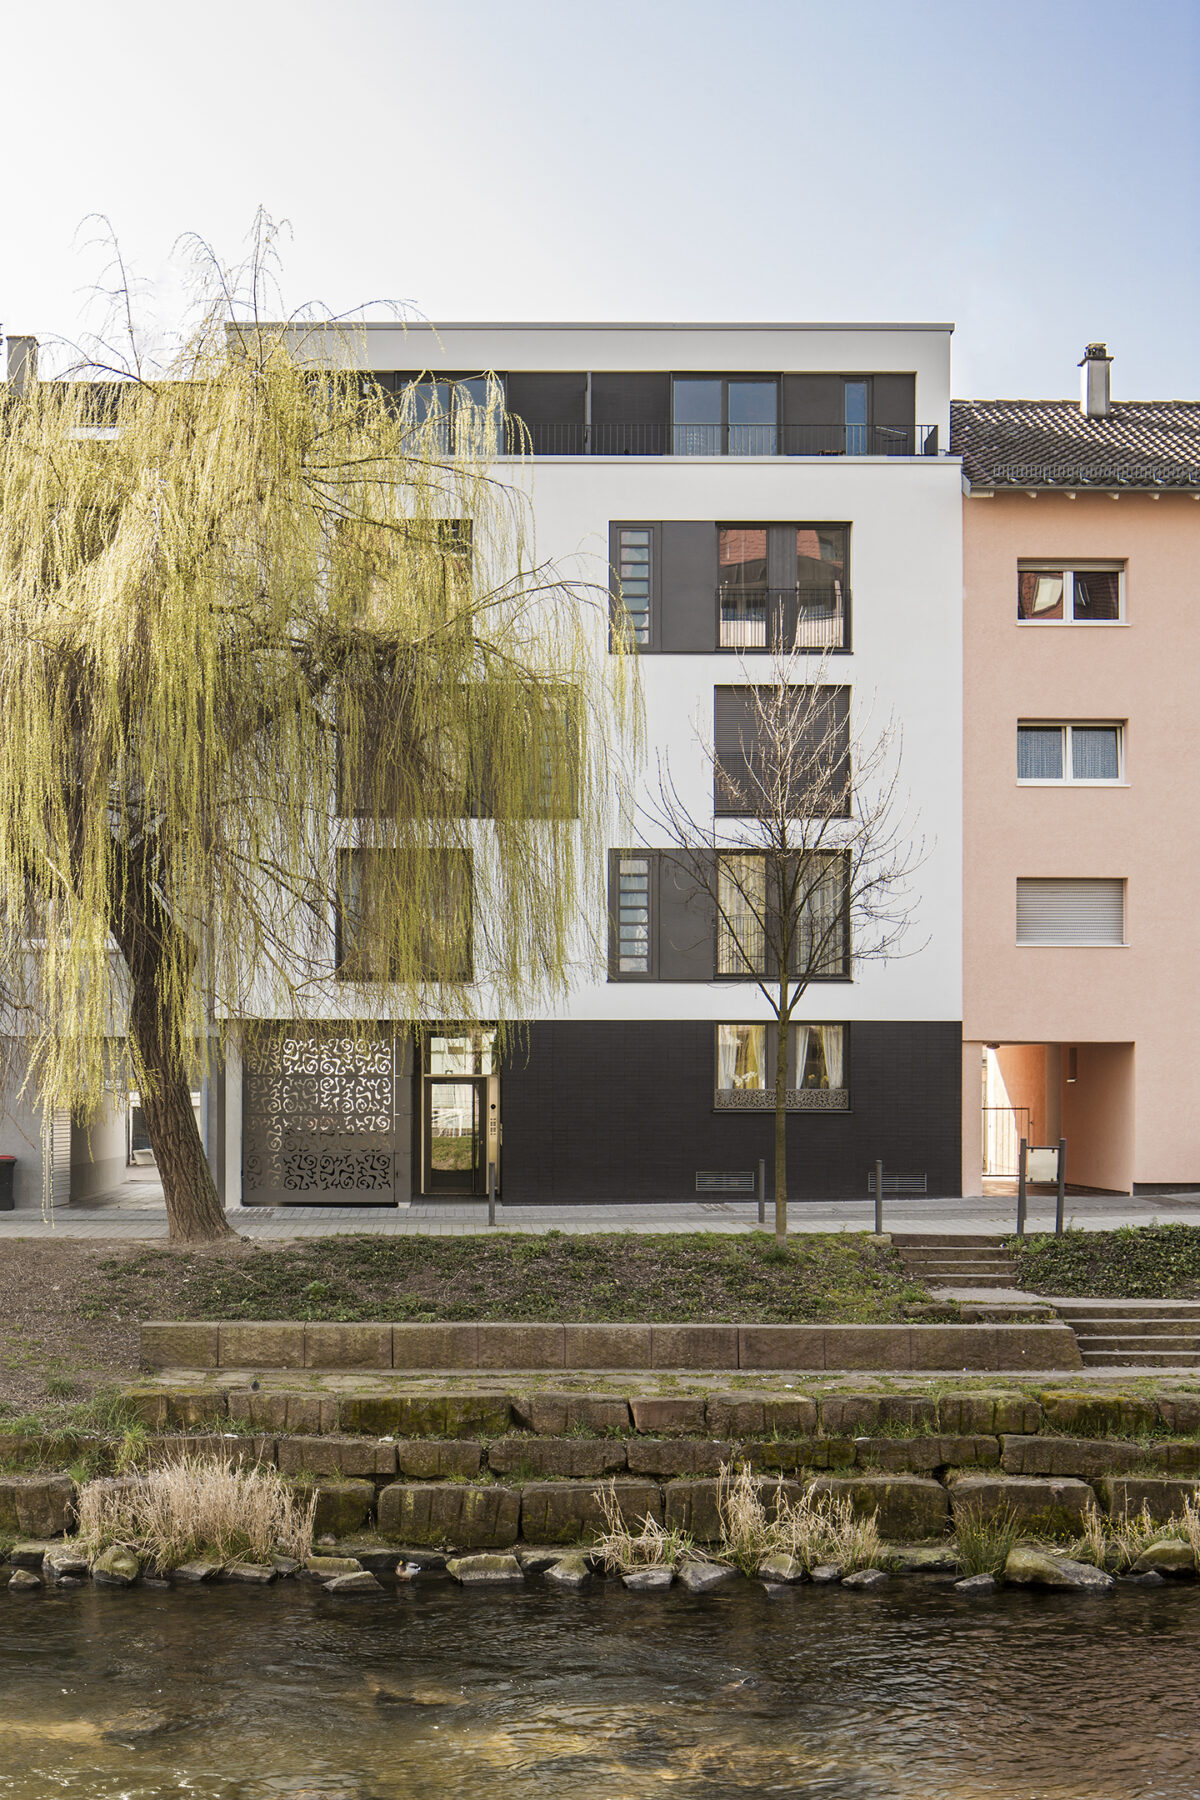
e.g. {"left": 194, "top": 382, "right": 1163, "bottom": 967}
{"left": 1017, "top": 562, "right": 1123, "bottom": 623}
{"left": 1017, "top": 723, "right": 1123, "bottom": 784}
{"left": 1016, "top": 878, "right": 1125, "bottom": 946}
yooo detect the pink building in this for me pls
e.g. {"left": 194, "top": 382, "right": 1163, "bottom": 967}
{"left": 955, "top": 347, "right": 1200, "bottom": 1197}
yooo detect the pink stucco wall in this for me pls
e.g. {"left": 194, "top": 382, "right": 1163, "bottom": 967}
{"left": 962, "top": 488, "right": 1200, "bottom": 1193}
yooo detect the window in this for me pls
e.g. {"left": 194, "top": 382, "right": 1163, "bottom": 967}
{"left": 1015, "top": 878, "right": 1125, "bottom": 946}
{"left": 718, "top": 525, "right": 848, "bottom": 651}
{"left": 714, "top": 686, "right": 851, "bottom": 816}
{"left": 717, "top": 854, "right": 766, "bottom": 975}
{"left": 1017, "top": 724, "right": 1123, "bottom": 784}
{"left": 715, "top": 1021, "right": 848, "bottom": 1107}
{"left": 425, "top": 1027, "right": 496, "bottom": 1075}
{"left": 716, "top": 1022, "right": 766, "bottom": 1091}
{"left": 395, "top": 375, "right": 500, "bottom": 455}
{"left": 715, "top": 851, "right": 850, "bottom": 979}
{"left": 673, "top": 377, "right": 778, "bottom": 455}
{"left": 794, "top": 1022, "right": 846, "bottom": 1091}
{"left": 336, "top": 847, "right": 473, "bottom": 981}
{"left": 1017, "top": 564, "right": 1123, "bottom": 623}
{"left": 613, "top": 526, "right": 653, "bottom": 646}
{"left": 614, "top": 855, "right": 652, "bottom": 974}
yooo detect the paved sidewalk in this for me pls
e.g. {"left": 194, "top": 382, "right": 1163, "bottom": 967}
{"left": 2, "top": 1188, "right": 1199, "bottom": 1240}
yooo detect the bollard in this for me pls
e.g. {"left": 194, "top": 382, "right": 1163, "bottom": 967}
{"left": 1016, "top": 1138, "right": 1027, "bottom": 1238}
{"left": 757, "top": 1158, "right": 766, "bottom": 1226}
{"left": 874, "top": 1159, "right": 884, "bottom": 1236}
{"left": 487, "top": 1161, "right": 496, "bottom": 1227}
{"left": 1055, "top": 1136, "right": 1066, "bottom": 1237}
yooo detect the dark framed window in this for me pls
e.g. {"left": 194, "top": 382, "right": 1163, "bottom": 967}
{"left": 714, "top": 685, "right": 851, "bottom": 817}
{"left": 672, "top": 376, "right": 778, "bottom": 455}
{"left": 336, "top": 847, "right": 473, "bottom": 982}
{"left": 715, "top": 851, "right": 850, "bottom": 980}
{"left": 718, "top": 524, "right": 849, "bottom": 652}
{"left": 715, "top": 1021, "right": 849, "bottom": 1107}
{"left": 611, "top": 524, "right": 654, "bottom": 647}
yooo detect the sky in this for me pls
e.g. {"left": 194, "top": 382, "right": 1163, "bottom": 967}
{"left": 2, "top": 0, "right": 1197, "bottom": 398}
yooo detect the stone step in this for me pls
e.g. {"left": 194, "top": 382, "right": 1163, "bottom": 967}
{"left": 1079, "top": 1349, "right": 1200, "bottom": 1367}
{"left": 1069, "top": 1319, "right": 1200, "bottom": 1338}
{"left": 139, "top": 1318, "right": 1083, "bottom": 1377}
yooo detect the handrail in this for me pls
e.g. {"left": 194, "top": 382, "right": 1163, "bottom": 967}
{"left": 716, "top": 585, "right": 851, "bottom": 651}
{"left": 504, "top": 421, "right": 940, "bottom": 457}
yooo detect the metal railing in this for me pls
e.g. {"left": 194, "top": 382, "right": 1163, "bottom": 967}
{"left": 505, "top": 421, "right": 940, "bottom": 458}
{"left": 717, "top": 585, "right": 850, "bottom": 652}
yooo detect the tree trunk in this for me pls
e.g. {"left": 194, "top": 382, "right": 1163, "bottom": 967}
{"left": 774, "top": 1005, "right": 789, "bottom": 1245}
{"left": 110, "top": 854, "right": 233, "bottom": 1244}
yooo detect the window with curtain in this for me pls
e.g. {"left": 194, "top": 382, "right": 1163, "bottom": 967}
{"left": 1017, "top": 724, "right": 1122, "bottom": 784}
{"left": 797, "top": 853, "right": 849, "bottom": 976}
{"left": 793, "top": 1023, "right": 846, "bottom": 1090}
{"left": 716, "top": 1023, "right": 766, "bottom": 1090}
{"left": 717, "top": 853, "right": 766, "bottom": 974}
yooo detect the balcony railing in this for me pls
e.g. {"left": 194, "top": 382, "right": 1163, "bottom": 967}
{"left": 717, "top": 585, "right": 850, "bottom": 652}
{"left": 505, "top": 421, "right": 939, "bottom": 457}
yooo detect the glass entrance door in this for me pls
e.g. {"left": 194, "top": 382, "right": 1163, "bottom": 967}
{"left": 421, "top": 1027, "right": 498, "bottom": 1196}
{"left": 425, "top": 1079, "right": 483, "bottom": 1192}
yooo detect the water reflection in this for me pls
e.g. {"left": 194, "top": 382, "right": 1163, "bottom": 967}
{"left": 2, "top": 1578, "right": 1199, "bottom": 1798}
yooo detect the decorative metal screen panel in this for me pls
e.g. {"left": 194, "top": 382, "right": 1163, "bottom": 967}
{"left": 243, "top": 1032, "right": 396, "bottom": 1203}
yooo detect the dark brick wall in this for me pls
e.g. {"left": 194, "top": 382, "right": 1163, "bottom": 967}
{"left": 499, "top": 1020, "right": 962, "bottom": 1202}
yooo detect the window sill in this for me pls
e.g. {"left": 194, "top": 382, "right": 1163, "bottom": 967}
{"left": 1016, "top": 781, "right": 1128, "bottom": 789}
{"left": 1016, "top": 620, "right": 1129, "bottom": 628}
{"left": 714, "top": 1088, "right": 850, "bottom": 1113}
{"left": 1015, "top": 941, "right": 1128, "bottom": 949}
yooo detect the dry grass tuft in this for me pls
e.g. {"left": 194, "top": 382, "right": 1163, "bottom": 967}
{"left": 590, "top": 1480, "right": 695, "bottom": 1573}
{"left": 717, "top": 1462, "right": 884, "bottom": 1574}
{"left": 1073, "top": 1498, "right": 1200, "bottom": 1572}
{"left": 76, "top": 1452, "right": 315, "bottom": 1573}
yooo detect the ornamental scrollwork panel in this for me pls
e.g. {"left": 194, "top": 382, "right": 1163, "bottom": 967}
{"left": 243, "top": 1031, "right": 396, "bottom": 1199}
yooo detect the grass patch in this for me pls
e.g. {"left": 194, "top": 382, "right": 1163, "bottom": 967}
{"left": 1010, "top": 1224, "right": 1200, "bottom": 1299}
{"left": 79, "top": 1231, "right": 929, "bottom": 1325}
{"left": 953, "top": 1503, "right": 1020, "bottom": 1577}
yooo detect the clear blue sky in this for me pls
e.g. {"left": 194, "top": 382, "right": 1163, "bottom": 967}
{"left": 3, "top": 0, "right": 1197, "bottom": 397}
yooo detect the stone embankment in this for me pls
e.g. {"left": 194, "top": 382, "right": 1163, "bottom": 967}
{"left": 4, "top": 1384, "right": 1200, "bottom": 1552}
{"left": 139, "top": 1316, "right": 1083, "bottom": 1374}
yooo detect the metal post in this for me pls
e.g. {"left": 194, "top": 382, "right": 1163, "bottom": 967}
{"left": 757, "top": 1158, "right": 766, "bottom": 1226}
{"left": 874, "top": 1159, "right": 884, "bottom": 1236}
{"left": 1055, "top": 1136, "right": 1066, "bottom": 1236}
{"left": 1016, "top": 1138, "right": 1027, "bottom": 1238}
{"left": 487, "top": 1161, "right": 496, "bottom": 1228}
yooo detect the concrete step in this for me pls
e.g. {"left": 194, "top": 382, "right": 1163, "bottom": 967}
{"left": 1069, "top": 1319, "right": 1200, "bottom": 1338}
{"left": 1080, "top": 1349, "right": 1200, "bottom": 1368}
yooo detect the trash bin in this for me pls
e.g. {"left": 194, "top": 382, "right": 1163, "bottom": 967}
{"left": 0, "top": 1155, "right": 15, "bottom": 1210}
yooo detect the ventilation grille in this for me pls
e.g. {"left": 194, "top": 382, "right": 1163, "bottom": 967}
{"left": 696, "top": 1170, "right": 756, "bottom": 1194}
{"left": 868, "top": 1171, "right": 927, "bottom": 1196}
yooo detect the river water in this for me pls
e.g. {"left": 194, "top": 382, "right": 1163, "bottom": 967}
{"left": 2, "top": 1575, "right": 1198, "bottom": 1798}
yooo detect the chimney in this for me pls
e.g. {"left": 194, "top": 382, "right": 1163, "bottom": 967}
{"left": 5, "top": 335, "right": 38, "bottom": 396}
{"left": 1079, "top": 342, "right": 1112, "bottom": 418}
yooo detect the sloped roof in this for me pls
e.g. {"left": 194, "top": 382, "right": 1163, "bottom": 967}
{"left": 950, "top": 397, "right": 1200, "bottom": 489}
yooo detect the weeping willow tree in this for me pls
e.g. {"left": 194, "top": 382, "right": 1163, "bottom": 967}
{"left": 0, "top": 238, "right": 638, "bottom": 1241}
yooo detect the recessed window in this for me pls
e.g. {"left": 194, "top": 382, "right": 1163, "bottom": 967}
{"left": 614, "top": 855, "right": 652, "bottom": 975}
{"left": 716, "top": 1022, "right": 766, "bottom": 1091}
{"left": 1017, "top": 564, "right": 1123, "bottom": 623}
{"left": 673, "top": 377, "right": 778, "bottom": 455}
{"left": 1017, "top": 724, "right": 1123, "bottom": 784}
{"left": 1016, "top": 878, "right": 1125, "bottom": 946}
{"left": 336, "top": 847, "right": 473, "bottom": 981}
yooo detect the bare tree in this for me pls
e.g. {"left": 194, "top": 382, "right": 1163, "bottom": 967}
{"left": 652, "top": 654, "right": 923, "bottom": 1242}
